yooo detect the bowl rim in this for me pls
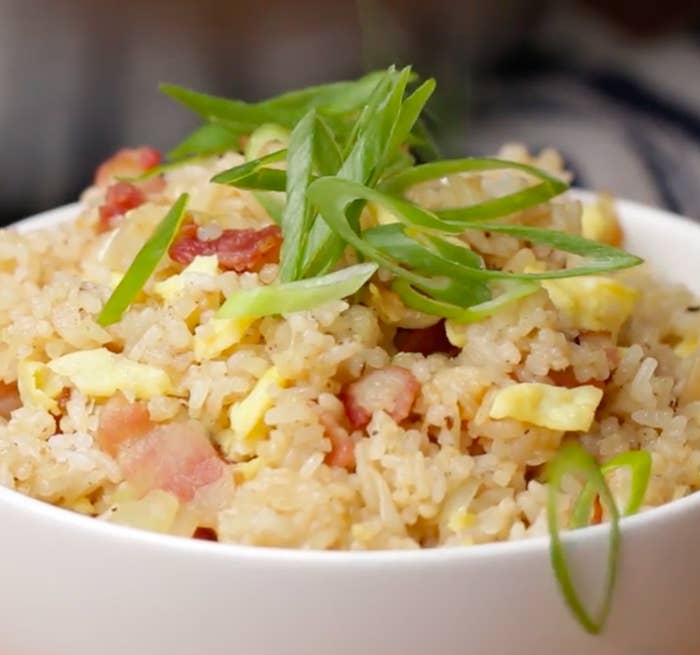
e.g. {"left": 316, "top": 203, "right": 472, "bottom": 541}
{"left": 3, "top": 192, "right": 700, "bottom": 567}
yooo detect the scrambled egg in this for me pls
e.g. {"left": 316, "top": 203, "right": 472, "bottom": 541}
{"left": 367, "top": 202, "right": 399, "bottom": 227}
{"left": 105, "top": 489, "right": 180, "bottom": 534}
{"left": 445, "top": 320, "right": 468, "bottom": 348}
{"left": 675, "top": 335, "right": 698, "bottom": 358}
{"left": 218, "top": 367, "right": 285, "bottom": 458}
{"left": 541, "top": 276, "right": 638, "bottom": 334}
{"left": 47, "top": 348, "right": 172, "bottom": 399}
{"left": 447, "top": 507, "right": 477, "bottom": 532}
{"left": 193, "top": 317, "right": 255, "bottom": 362}
{"left": 581, "top": 197, "right": 623, "bottom": 246}
{"left": 154, "top": 255, "right": 219, "bottom": 303}
{"left": 489, "top": 382, "right": 603, "bottom": 431}
{"left": 17, "top": 360, "right": 64, "bottom": 412}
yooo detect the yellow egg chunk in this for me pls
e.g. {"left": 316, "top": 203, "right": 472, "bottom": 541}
{"left": 541, "top": 276, "right": 638, "bottom": 334}
{"left": 447, "top": 507, "right": 477, "bottom": 533}
{"left": 489, "top": 382, "right": 603, "bottom": 432}
{"left": 17, "top": 360, "right": 64, "bottom": 412}
{"left": 675, "top": 335, "right": 698, "bottom": 358}
{"left": 154, "top": 255, "right": 219, "bottom": 304}
{"left": 445, "top": 320, "right": 467, "bottom": 348}
{"left": 105, "top": 490, "right": 180, "bottom": 534}
{"left": 220, "top": 367, "right": 285, "bottom": 458}
{"left": 47, "top": 348, "right": 172, "bottom": 399}
{"left": 193, "top": 317, "right": 255, "bottom": 362}
{"left": 581, "top": 198, "right": 623, "bottom": 246}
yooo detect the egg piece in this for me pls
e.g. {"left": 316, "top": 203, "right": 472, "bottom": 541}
{"left": 447, "top": 507, "right": 477, "bottom": 533}
{"left": 193, "top": 317, "right": 255, "bottom": 362}
{"left": 674, "top": 335, "right": 698, "bottom": 358}
{"left": 154, "top": 255, "right": 219, "bottom": 304}
{"left": 366, "top": 202, "right": 400, "bottom": 227}
{"left": 17, "top": 360, "right": 64, "bottom": 412}
{"left": 489, "top": 382, "right": 603, "bottom": 432}
{"left": 104, "top": 489, "right": 180, "bottom": 534}
{"left": 47, "top": 348, "right": 172, "bottom": 399}
{"left": 219, "top": 367, "right": 285, "bottom": 458}
{"left": 540, "top": 276, "right": 638, "bottom": 334}
{"left": 581, "top": 196, "right": 623, "bottom": 246}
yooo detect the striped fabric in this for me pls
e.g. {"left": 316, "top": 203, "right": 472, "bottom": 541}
{"left": 460, "top": 8, "right": 700, "bottom": 219}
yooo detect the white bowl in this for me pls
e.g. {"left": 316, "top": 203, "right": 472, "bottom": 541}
{"left": 2, "top": 198, "right": 700, "bottom": 655}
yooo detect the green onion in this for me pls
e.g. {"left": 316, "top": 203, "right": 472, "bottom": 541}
{"left": 379, "top": 157, "right": 569, "bottom": 222}
{"left": 160, "top": 71, "right": 386, "bottom": 136}
{"left": 168, "top": 123, "right": 242, "bottom": 160}
{"left": 278, "top": 110, "right": 318, "bottom": 282}
{"left": 97, "top": 194, "right": 189, "bottom": 327}
{"left": 211, "top": 150, "right": 287, "bottom": 190}
{"left": 307, "top": 176, "right": 642, "bottom": 304}
{"left": 392, "top": 278, "right": 539, "bottom": 321}
{"left": 244, "top": 123, "right": 291, "bottom": 160}
{"left": 571, "top": 450, "right": 652, "bottom": 529}
{"left": 547, "top": 442, "right": 621, "bottom": 635}
{"left": 215, "top": 263, "right": 377, "bottom": 319}
{"left": 313, "top": 114, "right": 344, "bottom": 176}
{"left": 243, "top": 124, "right": 291, "bottom": 226}
{"left": 300, "top": 67, "right": 417, "bottom": 277}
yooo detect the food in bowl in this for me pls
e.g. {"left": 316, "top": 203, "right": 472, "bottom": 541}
{"left": 1, "top": 66, "right": 699, "bottom": 631}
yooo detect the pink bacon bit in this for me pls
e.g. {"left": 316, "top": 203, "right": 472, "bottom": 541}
{"left": 97, "top": 182, "right": 147, "bottom": 233}
{"left": 94, "top": 147, "right": 161, "bottom": 187}
{"left": 168, "top": 222, "right": 283, "bottom": 273}
{"left": 318, "top": 411, "right": 356, "bottom": 471}
{"left": 96, "top": 395, "right": 224, "bottom": 503}
{"left": 95, "top": 146, "right": 165, "bottom": 233}
{"left": 341, "top": 365, "right": 420, "bottom": 429}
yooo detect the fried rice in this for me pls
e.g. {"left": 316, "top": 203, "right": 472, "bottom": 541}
{"left": 1, "top": 143, "right": 699, "bottom": 551}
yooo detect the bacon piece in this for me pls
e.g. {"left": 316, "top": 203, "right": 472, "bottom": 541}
{"left": 121, "top": 422, "right": 224, "bottom": 503}
{"left": 94, "top": 147, "right": 161, "bottom": 187}
{"left": 394, "top": 320, "right": 459, "bottom": 357}
{"left": 319, "top": 411, "right": 355, "bottom": 470}
{"left": 169, "top": 222, "right": 282, "bottom": 273}
{"left": 341, "top": 366, "right": 420, "bottom": 429}
{"left": 96, "top": 394, "right": 154, "bottom": 457}
{"left": 0, "top": 382, "right": 21, "bottom": 419}
{"left": 97, "top": 182, "right": 147, "bottom": 233}
{"left": 97, "top": 395, "right": 224, "bottom": 503}
{"left": 193, "top": 527, "right": 218, "bottom": 541}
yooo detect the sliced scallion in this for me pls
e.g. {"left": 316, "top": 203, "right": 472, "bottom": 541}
{"left": 571, "top": 450, "right": 652, "bottom": 529}
{"left": 547, "top": 442, "right": 621, "bottom": 635}
{"left": 97, "top": 193, "right": 189, "bottom": 327}
{"left": 379, "top": 157, "right": 569, "bottom": 222}
{"left": 215, "top": 263, "right": 377, "bottom": 319}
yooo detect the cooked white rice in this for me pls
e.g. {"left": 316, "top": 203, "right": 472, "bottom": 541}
{"left": 1, "top": 143, "right": 699, "bottom": 550}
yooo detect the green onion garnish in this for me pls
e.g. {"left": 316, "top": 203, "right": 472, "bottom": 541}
{"left": 379, "top": 157, "right": 568, "bottom": 222}
{"left": 215, "top": 263, "right": 377, "bottom": 319}
{"left": 571, "top": 450, "right": 652, "bottom": 529}
{"left": 242, "top": 123, "right": 291, "bottom": 225}
{"left": 97, "top": 193, "right": 189, "bottom": 327}
{"left": 168, "top": 123, "right": 242, "bottom": 161}
{"left": 547, "top": 442, "right": 621, "bottom": 635}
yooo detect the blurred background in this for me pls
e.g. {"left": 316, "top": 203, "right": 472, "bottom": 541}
{"left": 0, "top": 0, "right": 698, "bottom": 225}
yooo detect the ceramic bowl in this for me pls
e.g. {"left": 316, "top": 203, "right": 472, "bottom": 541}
{"left": 1, "top": 197, "right": 699, "bottom": 655}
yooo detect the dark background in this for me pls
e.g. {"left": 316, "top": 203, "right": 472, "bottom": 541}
{"left": 1, "top": 0, "right": 698, "bottom": 224}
